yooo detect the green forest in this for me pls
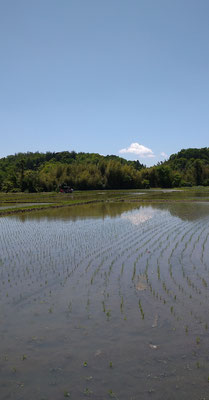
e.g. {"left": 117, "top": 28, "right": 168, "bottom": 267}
{"left": 0, "top": 148, "right": 209, "bottom": 192}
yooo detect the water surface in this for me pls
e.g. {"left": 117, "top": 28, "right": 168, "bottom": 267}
{"left": 1, "top": 201, "right": 209, "bottom": 399}
{"left": 0, "top": 202, "right": 52, "bottom": 210}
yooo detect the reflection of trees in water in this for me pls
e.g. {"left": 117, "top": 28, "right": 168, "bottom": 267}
{"left": 15, "top": 202, "right": 141, "bottom": 222}
{"left": 150, "top": 202, "right": 209, "bottom": 221}
{"left": 11, "top": 200, "right": 209, "bottom": 223}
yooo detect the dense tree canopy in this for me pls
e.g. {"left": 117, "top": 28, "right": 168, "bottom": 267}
{"left": 166, "top": 147, "right": 209, "bottom": 186}
{"left": 0, "top": 148, "right": 209, "bottom": 192}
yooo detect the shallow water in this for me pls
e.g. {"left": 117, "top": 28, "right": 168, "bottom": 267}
{"left": 1, "top": 201, "right": 209, "bottom": 399}
{"left": 0, "top": 202, "right": 52, "bottom": 210}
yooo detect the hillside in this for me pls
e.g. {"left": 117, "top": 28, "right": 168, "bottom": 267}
{"left": 166, "top": 147, "right": 209, "bottom": 186}
{"left": 0, "top": 151, "right": 145, "bottom": 192}
{"left": 0, "top": 148, "right": 209, "bottom": 192}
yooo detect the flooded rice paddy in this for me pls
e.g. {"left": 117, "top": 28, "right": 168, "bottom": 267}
{"left": 1, "top": 200, "right": 209, "bottom": 399}
{"left": 0, "top": 203, "right": 52, "bottom": 211}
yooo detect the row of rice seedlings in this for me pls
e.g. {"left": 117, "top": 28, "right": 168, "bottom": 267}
{"left": 68, "top": 213, "right": 171, "bottom": 321}
{"left": 180, "top": 220, "right": 207, "bottom": 260}
{"left": 62, "top": 215, "right": 149, "bottom": 318}
{"left": 84, "top": 214, "right": 171, "bottom": 297}
{"left": 128, "top": 222, "right": 183, "bottom": 307}
{"left": 80, "top": 212, "right": 160, "bottom": 286}
{"left": 83, "top": 214, "right": 183, "bottom": 315}
{"left": 3, "top": 210, "right": 209, "bottom": 339}
{"left": 119, "top": 213, "right": 172, "bottom": 262}
{"left": 189, "top": 221, "right": 208, "bottom": 258}
{"left": 201, "top": 231, "right": 209, "bottom": 266}
{"left": 131, "top": 219, "right": 183, "bottom": 280}
{"left": 137, "top": 222, "right": 185, "bottom": 291}
{"left": 164, "top": 220, "right": 206, "bottom": 291}
{"left": 135, "top": 217, "right": 209, "bottom": 330}
{"left": 121, "top": 215, "right": 182, "bottom": 291}
{"left": 162, "top": 223, "right": 196, "bottom": 303}
{"left": 117, "top": 216, "right": 183, "bottom": 323}
{"left": 2, "top": 208, "right": 209, "bottom": 398}
{"left": 81, "top": 218, "right": 139, "bottom": 277}
{"left": 0, "top": 216, "right": 138, "bottom": 304}
{"left": 166, "top": 222, "right": 209, "bottom": 328}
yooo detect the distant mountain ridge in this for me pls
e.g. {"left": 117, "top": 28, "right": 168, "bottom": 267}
{"left": 0, "top": 148, "right": 208, "bottom": 191}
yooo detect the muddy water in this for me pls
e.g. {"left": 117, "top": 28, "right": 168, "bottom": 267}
{"left": 1, "top": 202, "right": 209, "bottom": 399}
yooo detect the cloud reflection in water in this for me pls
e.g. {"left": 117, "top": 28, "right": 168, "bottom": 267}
{"left": 121, "top": 207, "right": 157, "bottom": 225}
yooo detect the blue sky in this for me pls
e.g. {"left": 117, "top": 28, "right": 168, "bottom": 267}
{"left": 0, "top": 0, "right": 209, "bottom": 166}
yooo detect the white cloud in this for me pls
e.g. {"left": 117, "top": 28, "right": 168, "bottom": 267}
{"left": 160, "top": 152, "right": 168, "bottom": 158}
{"left": 119, "top": 142, "right": 155, "bottom": 158}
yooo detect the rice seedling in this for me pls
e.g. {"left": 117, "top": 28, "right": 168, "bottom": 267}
{"left": 138, "top": 300, "right": 144, "bottom": 319}
{"left": 68, "top": 301, "right": 72, "bottom": 312}
{"left": 64, "top": 391, "right": 71, "bottom": 397}
{"left": 157, "top": 265, "right": 160, "bottom": 280}
{"left": 83, "top": 387, "right": 93, "bottom": 396}
{"left": 85, "top": 376, "right": 93, "bottom": 381}
{"left": 120, "top": 296, "right": 124, "bottom": 313}
{"left": 108, "top": 390, "right": 119, "bottom": 399}
{"left": 102, "top": 300, "right": 106, "bottom": 312}
{"left": 120, "top": 263, "right": 124, "bottom": 275}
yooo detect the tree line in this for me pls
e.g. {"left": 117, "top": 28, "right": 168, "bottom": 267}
{"left": 0, "top": 148, "right": 209, "bottom": 192}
